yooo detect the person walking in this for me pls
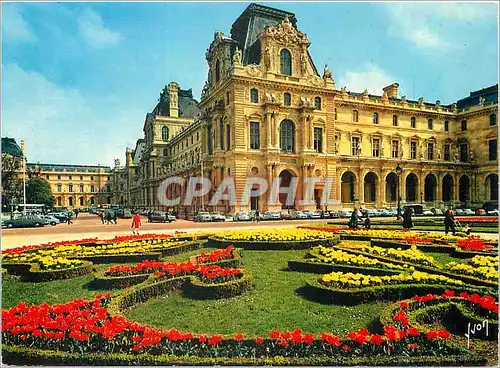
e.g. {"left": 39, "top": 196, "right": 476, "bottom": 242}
{"left": 444, "top": 207, "right": 456, "bottom": 235}
{"left": 74, "top": 208, "right": 79, "bottom": 219}
{"left": 112, "top": 211, "right": 118, "bottom": 225}
{"left": 105, "top": 210, "right": 112, "bottom": 225}
{"left": 402, "top": 207, "right": 413, "bottom": 231}
{"left": 67, "top": 213, "right": 73, "bottom": 225}
{"left": 131, "top": 212, "right": 142, "bottom": 235}
{"left": 100, "top": 211, "right": 105, "bottom": 224}
{"left": 363, "top": 214, "right": 371, "bottom": 229}
{"left": 348, "top": 207, "right": 359, "bottom": 229}
{"left": 255, "top": 209, "right": 260, "bottom": 223}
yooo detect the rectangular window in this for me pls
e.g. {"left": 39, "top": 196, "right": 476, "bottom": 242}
{"left": 489, "top": 139, "right": 497, "bottom": 161}
{"left": 427, "top": 143, "right": 434, "bottom": 160}
{"left": 490, "top": 114, "right": 497, "bottom": 126}
{"left": 410, "top": 142, "right": 417, "bottom": 160}
{"left": 80, "top": 175, "right": 83, "bottom": 180}
{"left": 428, "top": 118, "right": 433, "bottom": 130}
{"left": 391, "top": 140, "right": 399, "bottom": 159}
{"left": 57, "top": 184, "right": 62, "bottom": 192}
{"left": 313, "top": 127, "right": 323, "bottom": 153}
{"left": 69, "top": 175, "right": 72, "bottom": 180}
{"left": 46, "top": 175, "right": 50, "bottom": 180}
{"left": 250, "top": 122, "right": 260, "bottom": 149}
{"left": 444, "top": 120, "right": 449, "bottom": 132}
{"left": 372, "top": 138, "right": 380, "bottom": 157}
{"left": 460, "top": 143, "right": 468, "bottom": 162}
{"left": 410, "top": 116, "right": 416, "bottom": 128}
{"left": 392, "top": 115, "right": 398, "bottom": 126}
{"left": 351, "top": 137, "right": 360, "bottom": 156}
{"left": 69, "top": 184, "right": 73, "bottom": 192}
{"left": 207, "top": 125, "right": 213, "bottom": 154}
{"left": 219, "top": 120, "right": 224, "bottom": 149}
{"left": 461, "top": 120, "right": 467, "bottom": 131}
{"left": 80, "top": 184, "right": 84, "bottom": 192}
{"left": 90, "top": 176, "right": 94, "bottom": 181}
{"left": 444, "top": 144, "right": 451, "bottom": 161}
{"left": 373, "top": 112, "right": 379, "bottom": 124}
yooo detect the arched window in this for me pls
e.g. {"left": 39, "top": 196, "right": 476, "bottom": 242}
{"left": 283, "top": 92, "right": 291, "bottom": 106}
{"left": 314, "top": 97, "right": 321, "bottom": 110}
{"left": 250, "top": 88, "right": 259, "bottom": 103}
{"left": 215, "top": 59, "right": 221, "bottom": 83}
{"left": 353, "top": 110, "right": 359, "bottom": 122}
{"left": 373, "top": 112, "right": 379, "bottom": 124}
{"left": 280, "top": 120, "right": 295, "bottom": 153}
{"left": 280, "top": 49, "right": 292, "bottom": 76}
{"left": 162, "top": 126, "right": 169, "bottom": 141}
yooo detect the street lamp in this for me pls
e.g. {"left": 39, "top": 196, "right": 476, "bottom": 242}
{"left": 395, "top": 163, "right": 403, "bottom": 220}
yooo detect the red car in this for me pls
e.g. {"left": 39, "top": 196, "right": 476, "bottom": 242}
{"left": 475, "top": 209, "right": 486, "bottom": 216}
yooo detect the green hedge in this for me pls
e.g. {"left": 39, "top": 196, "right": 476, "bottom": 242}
{"left": 334, "top": 246, "right": 497, "bottom": 289}
{"left": 2, "top": 261, "right": 93, "bottom": 282}
{"left": 183, "top": 273, "right": 252, "bottom": 300}
{"left": 207, "top": 236, "right": 339, "bottom": 250}
{"left": 288, "top": 259, "right": 401, "bottom": 276}
{"left": 2, "top": 344, "right": 486, "bottom": 366}
{"left": 304, "top": 279, "right": 494, "bottom": 306}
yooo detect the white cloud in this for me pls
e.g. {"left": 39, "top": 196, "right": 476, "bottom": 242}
{"left": 338, "top": 63, "right": 397, "bottom": 95}
{"left": 383, "top": 3, "right": 496, "bottom": 53}
{"left": 1, "top": 4, "right": 36, "bottom": 42}
{"left": 77, "top": 8, "right": 122, "bottom": 48}
{"left": 2, "top": 63, "right": 143, "bottom": 166}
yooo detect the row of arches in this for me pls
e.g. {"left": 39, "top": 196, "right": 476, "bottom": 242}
{"left": 340, "top": 172, "right": 498, "bottom": 204}
{"left": 55, "top": 196, "right": 112, "bottom": 207}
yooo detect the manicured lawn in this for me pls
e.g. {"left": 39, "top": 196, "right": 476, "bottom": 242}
{"left": 126, "top": 248, "right": 393, "bottom": 336}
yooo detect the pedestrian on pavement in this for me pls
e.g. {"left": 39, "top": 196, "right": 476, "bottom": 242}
{"left": 112, "top": 211, "right": 118, "bottom": 225}
{"left": 402, "top": 207, "right": 413, "bottom": 231}
{"left": 105, "top": 211, "right": 112, "bottom": 225}
{"left": 131, "top": 212, "right": 141, "bottom": 235}
{"left": 75, "top": 208, "right": 79, "bottom": 219}
{"left": 100, "top": 211, "right": 105, "bottom": 224}
{"left": 444, "top": 206, "right": 456, "bottom": 235}
{"left": 255, "top": 209, "right": 260, "bottom": 223}
{"left": 67, "top": 214, "right": 73, "bottom": 225}
{"left": 364, "top": 214, "right": 371, "bottom": 229}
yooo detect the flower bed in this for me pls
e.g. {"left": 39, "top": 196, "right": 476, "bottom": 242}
{"left": 209, "top": 229, "right": 339, "bottom": 250}
{"left": 445, "top": 256, "right": 498, "bottom": 281}
{"left": 2, "top": 296, "right": 483, "bottom": 366}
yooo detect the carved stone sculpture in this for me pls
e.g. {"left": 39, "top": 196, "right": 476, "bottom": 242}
{"left": 301, "top": 49, "right": 308, "bottom": 75}
{"left": 322, "top": 64, "right": 332, "bottom": 79}
{"left": 233, "top": 47, "right": 242, "bottom": 65}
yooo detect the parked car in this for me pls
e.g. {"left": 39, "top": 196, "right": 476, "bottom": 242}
{"left": 47, "top": 212, "right": 68, "bottom": 222}
{"left": 148, "top": 212, "right": 175, "bottom": 223}
{"left": 118, "top": 209, "right": 132, "bottom": 218}
{"left": 234, "top": 211, "right": 251, "bottom": 221}
{"left": 378, "top": 209, "right": 391, "bottom": 217}
{"left": 295, "top": 211, "right": 308, "bottom": 220}
{"left": 271, "top": 212, "right": 282, "bottom": 220}
{"left": 304, "top": 211, "right": 321, "bottom": 219}
{"left": 487, "top": 209, "right": 499, "bottom": 216}
{"left": 431, "top": 208, "right": 444, "bottom": 215}
{"left": 422, "top": 209, "right": 434, "bottom": 216}
{"left": 455, "top": 209, "right": 465, "bottom": 216}
{"left": 281, "top": 212, "right": 293, "bottom": 220}
{"left": 475, "top": 209, "right": 487, "bottom": 216}
{"left": 364, "top": 209, "right": 380, "bottom": 217}
{"left": 41, "top": 215, "right": 60, "bottom": 226}
{"left": 210, "top": 212, "right": 226, "bottom": 222}
{"left": 4, "top": 215, "right": 46, "bottom": 228}
{"left": 462, "top": 208, "right": 474, "bottom": 215}
{"left": 482, "top": 200, "right": 498, "bottom": 213}
{"left": 195, "top": 212, "right": 212, "bottom": 222}
{"left": 338, "top": 210, "right": 352, "bottom": 218}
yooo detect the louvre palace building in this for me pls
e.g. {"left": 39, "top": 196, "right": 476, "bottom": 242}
{"left": 111, "top": 3, "right": 498, "bottom": 214}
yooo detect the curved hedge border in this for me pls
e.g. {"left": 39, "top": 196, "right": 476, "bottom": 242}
{"left": 2, "top": 344, "right": 485, "bottom": 366}
{"left": 207, "top": 236, "right": 339, "bottom": 250}
{"left": 333, "top": 246, "right": 498, "bottom": 289}
{"left": 1, "top": 261, "right": 93, "bottom": 282}
{"left": 370, "top": 239, "right": 498, "bottom": 259}
{"left": 304, "top": 279, "right": 494, "bottom": 306}
{"left": 288, "top": 259, "right": 401, "bottom": 276}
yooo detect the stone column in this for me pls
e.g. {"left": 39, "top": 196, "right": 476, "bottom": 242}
{"left": 266, "top": 113, "right": 272, "bottom": 148}
{"left": 376, "top": 171, "right": 383, "bottom": 208}
{"left": 274, "top": 113, "right": 280, "bottom": 148}
{"left": 358, "top": 168, "right": 365, "bottom": 204}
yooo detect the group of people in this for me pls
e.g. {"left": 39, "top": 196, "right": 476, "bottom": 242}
{"left": 347, "top": 206, "right": 472, "bottom": 236}
{"left": 99, "top": 210, "right": 118, "bottom": 225}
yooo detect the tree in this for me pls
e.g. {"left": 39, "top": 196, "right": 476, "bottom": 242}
{"left": 1, "top": 153, "right": 23, "bottom": 209}
{"left": 26, "top": 178, "right": 55, "bottom": 207}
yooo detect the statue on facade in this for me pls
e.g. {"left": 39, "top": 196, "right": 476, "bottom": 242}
{"left": 301, "top": 49, "right": 308, "bottom": 75}
{"left": 380, "top": 145, "right": 385, "bottom": 157}
{"left": 263, "top": 45, "right": 271, "bottom": 70}
{"left": 233, "top": 47, "right": 242, "bottom": 65}
{"left": 479, "top": 96, "right": 485, "bottom": 106}
{"left": 437, "top": 149, "right": 441, "bottom": 159}
{"left": 340, "top": 86, "right": 347, "bottom": 94}
{"left": 382, "top": 91, "right": 388, "bottom": 100}
{"left": 469, "top": 150, "right": 475, "bottom": 162}
{"left": 419, "top": 144, "right": 424, "bottom": 160}
{"left": 322, "top": 64, "right": 332, "bottom": 80}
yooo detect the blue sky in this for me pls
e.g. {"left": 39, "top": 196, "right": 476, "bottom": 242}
{"left": 2, "top": 1, "right": 498, "bottom": 167}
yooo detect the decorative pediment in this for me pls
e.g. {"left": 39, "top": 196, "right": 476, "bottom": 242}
{"left": 262, "top": 16, "right": 309, "bottom": 46}
{"left": 245, "top": 112, "right": 264, "bottom": 122}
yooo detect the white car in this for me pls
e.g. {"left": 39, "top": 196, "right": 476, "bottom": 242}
{"left": 210, "top": 212, "right": 226, "bottom": 222}
{"left": 271, "top": 212, "right": 282, "bottom": 220}
{"left": 487, "top": 209, "right": 499, "bottom": 216}
{"left": 423, "top": 210, "right": 434, "bottom": 216}
{"left": 365, "top": 209, "right": 380, "bottom": 217}
{"left": 41, "top": 215, "right": 60, "bottom": 226}
{"left": 234, "top": 211, "right": 250, "bottom": 221}
{"left": 339, "top": 210, "right": 352, "bottom": 218}
{"left": 379, "top": 209, "right": 391, "bottom": 217}
{"left": 455, "top": 209, "right": 465, "bottom": 216}
{"left": 195, "top": 212, "right": 212, "bottom": 222}
{"left": 295, "top": 211, "right": 308, "bottom": 219}
{"left": 432, "top": 208, "right": 444, "bottom": 215}
{"left": 462, "top": 208, "right": 474, "bottom": 215}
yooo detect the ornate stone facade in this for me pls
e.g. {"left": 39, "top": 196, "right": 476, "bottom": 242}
{"left": 114, "top": 4, "right": 498, "bottom": 214}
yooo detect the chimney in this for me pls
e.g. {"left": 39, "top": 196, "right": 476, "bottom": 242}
{"left": 169, "top": 82, "right": 179, "bottom": 118}
{"left": 382, "top": 83, "right": 399, "bottom": 98}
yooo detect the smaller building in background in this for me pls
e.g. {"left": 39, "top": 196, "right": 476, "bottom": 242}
{"left": 26, "top": 163, "right": 112, "bottom": 208}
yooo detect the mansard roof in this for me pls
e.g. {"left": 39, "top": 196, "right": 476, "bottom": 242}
{"left": 152, "top": 88, "right": 200, "bottom": 118}
{"left": 1, "top": 137, "right": 22, "bottom": 157}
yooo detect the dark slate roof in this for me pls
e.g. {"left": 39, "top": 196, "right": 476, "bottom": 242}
{"left": 153, "top": 88, "right": 200, "bottom": 118}
{"left": 26, "top": 163, "right": 112, "bottom": 173}
{"left": 2, "top": 137, "right": 22, "bottom": 157}
{"left": 456, "top": 84, "right": 498, "bottom": 109}
{"left": 231, "top": 3, "right": 297, "bottom": 66}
